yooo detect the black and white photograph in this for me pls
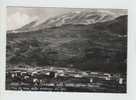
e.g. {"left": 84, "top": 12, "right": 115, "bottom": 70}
{"left": 6, "top": 7, "right": 127, "bottom": 93}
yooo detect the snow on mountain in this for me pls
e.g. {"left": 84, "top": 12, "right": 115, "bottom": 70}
{"left": 39, "top": 10, "right": 117, "bottom": 27}
{"left": 10, "top": 10, "right": 122, "bottom": 33}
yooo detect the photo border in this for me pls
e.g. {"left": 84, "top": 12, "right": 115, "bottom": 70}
{"left": 1, "top": 0, "right": 136, "bottom": 100}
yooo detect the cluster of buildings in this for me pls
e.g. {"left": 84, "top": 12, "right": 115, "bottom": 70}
{"left": 6, "top": 65, "right": 126, "bottom": 91}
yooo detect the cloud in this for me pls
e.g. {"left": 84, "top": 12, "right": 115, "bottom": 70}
{"left": 7, "top": 12, "right": 38, "bottom": 30}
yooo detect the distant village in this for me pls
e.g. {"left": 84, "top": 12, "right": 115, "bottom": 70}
{"left": 6, "top": 65, "right": 126, "bottom": 93}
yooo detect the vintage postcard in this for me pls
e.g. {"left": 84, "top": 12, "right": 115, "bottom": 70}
{"left": 6, "top": 7, "right": 127, "bottom": 93}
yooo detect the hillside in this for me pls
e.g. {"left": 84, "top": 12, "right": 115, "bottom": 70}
{"left": 7, "top": 15, "right": 127, "bottom": 73}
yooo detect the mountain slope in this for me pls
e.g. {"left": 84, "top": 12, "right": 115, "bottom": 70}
{"left": 7, "top": 15, "right": 127, "bottom": 73}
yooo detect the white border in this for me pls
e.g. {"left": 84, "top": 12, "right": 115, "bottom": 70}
{"left": 0, "top": 0, "right": 136, "bottom": 100}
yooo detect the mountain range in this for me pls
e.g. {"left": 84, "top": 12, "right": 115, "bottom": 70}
{"left": 7, "top": 11, "right": 127, "bottom": 73}
{"left": 8, "top": 10, "right": 122, "bottom": 33}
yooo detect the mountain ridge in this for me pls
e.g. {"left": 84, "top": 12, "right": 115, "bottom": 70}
{"left": 7, "top": 15, "right": 127, "bottom": 73}
{"left": 8, "top": 10, "right": 123, "bottom": 33}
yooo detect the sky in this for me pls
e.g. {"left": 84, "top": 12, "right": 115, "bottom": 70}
{"left": 7, "top": 7, "right": 127, "bottom": 30}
